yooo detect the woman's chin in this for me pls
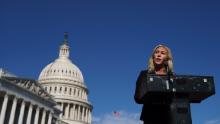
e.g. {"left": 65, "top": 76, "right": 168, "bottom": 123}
{"left": 154, "top": 62, "right": 163, "bottom": 65}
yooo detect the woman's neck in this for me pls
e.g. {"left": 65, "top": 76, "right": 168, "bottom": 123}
{"left": 155, "top": 66, "right": 166, "bottom": 75}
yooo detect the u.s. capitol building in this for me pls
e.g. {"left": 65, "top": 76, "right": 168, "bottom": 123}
{"left": 0, "top": 33, "right": 93, "bottom": 124}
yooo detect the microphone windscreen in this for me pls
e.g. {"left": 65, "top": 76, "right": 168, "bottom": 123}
{"left": 164, "top": 60, "right": 168, "bottom": 66}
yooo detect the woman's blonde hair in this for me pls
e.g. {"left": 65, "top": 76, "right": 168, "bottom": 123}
{"left": 147, "top": 44, "right": 174, "bottom": 74}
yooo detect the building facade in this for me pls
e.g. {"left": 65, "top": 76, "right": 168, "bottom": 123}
{"left": 0, "top": 69, "right": 61, "bottom": 124}
{"left": 38, "top": 33, "right": 93, "bottom": 124}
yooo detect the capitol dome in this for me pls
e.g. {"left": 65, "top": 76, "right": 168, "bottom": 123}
{"left": 38, "top": 33, "right": 92, "bottom": 124}
{"left": 39, "top": 39, "right": 84, "bottom": 83}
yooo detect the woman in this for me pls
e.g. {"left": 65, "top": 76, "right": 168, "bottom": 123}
{"left": 134, "top": 44, "right": 174, "bottom": 124}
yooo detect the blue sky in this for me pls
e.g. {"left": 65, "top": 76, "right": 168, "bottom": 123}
{"left": 0, "top": 0, "right": 220, "bottom": 124}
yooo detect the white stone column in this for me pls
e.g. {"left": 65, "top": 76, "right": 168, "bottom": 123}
{"left": 77, "top": 105, "right": 80, "bottom": 120}
{"left": 72, "top": 104, "right": 75, "bottom": 120}
{"left": 88, "top": 110, "right": 91, "bottom": 123}
{"left": 81, "top": 91, "right": 84, "bottom": 99}
{"left": 65, "top": 103, "right": 69, "bottom": 119}
{"left": 81, "top": 91, "right": 83, "bottom": 99}
{"left": 34, "top": 107, "right": 40, "bottom": 124}
{"left": 83, "top": 91, "right": 85, "bottom": 99}
{"left": 74, "top": 105, "right": 77, "bottom": 120}
{"left": 9, "top": 97, "right": 17, "bottom": 124}
{"left": 90, "top": 110, "right": 92, "bottom": 123}
{"left": 52, "top": 86, "right": 54, "bottom": 94}
{"left": 75, "top": 89, "right": 77, "bottom": 97}
{"left": 63, "top": 103, "right": 66, "bottom": 119}
{"left": 85, "top": 108, "right": 88, "bottom": 123}
{"left": 41, "top": 109, "right": 46, "bottom": 124}
{"left": 67, "top": 87, "right": 69, "bottom": 95}
{"left": 18, "top": 100, "right": 25, "bottom": 124}
{"left": 80, "top": 90, "right": 82, "bottom": 97}
{"left": 26, "top": 104, "right": 33, "bottom": 124}
{"left": 47, "top": 112, "right": 52, "bottom": 124}
{"left": 0, "top": 94, "right": 9, "bottom": 124}
{"left": 60, "top": 103, "right": 63, "bottom": 118}
{"left": 84, "top": 91, "right": 86, "bottom": 99}
{"left": 82, "top": 107, "right": 85, "bottom": 121}
{"left": 69, "top": 104, "right": 73, "bottom": 119}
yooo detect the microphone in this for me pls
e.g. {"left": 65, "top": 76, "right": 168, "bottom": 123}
{"left": 164, "top": 60, "right": 168, "bottom": 66}
{"left": 164, "top": 60, "right": 172, "bottom": 75}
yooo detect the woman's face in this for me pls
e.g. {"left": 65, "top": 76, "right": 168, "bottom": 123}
{"left": 153, "top": 46, "right": 168, "bottom": 66}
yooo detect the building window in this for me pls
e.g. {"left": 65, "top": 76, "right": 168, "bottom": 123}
{"left": 65, "top": 87, "right": 67, "bottom": 94}
{"left": 49, "top": 87, "right": 52, "bottom": 93}
{"left": 60, "top": 87, "right": 62, "bottom": 93}
{"left": 74, "top": 88, "right": 76, "bottom": 96}
{"left": 70, "top": 88, "right": 72, "bottom": 95}
{"left": 78, "top": 90, "right": 80, "bottom": 96}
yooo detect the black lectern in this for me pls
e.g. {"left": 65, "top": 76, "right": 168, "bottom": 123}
{"left": 145, "top": 74, "right": 215, "bottom": 124}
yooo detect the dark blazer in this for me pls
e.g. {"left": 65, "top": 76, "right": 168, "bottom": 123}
{"left": 134, "top": 70, "right": 171, "bottom": 124}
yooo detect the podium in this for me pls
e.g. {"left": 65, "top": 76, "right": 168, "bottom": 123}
{"left": 145, "top": 74, "right": 215, "bottom": 124}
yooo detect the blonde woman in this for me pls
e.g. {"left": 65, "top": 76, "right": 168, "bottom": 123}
{"left": 134, "top": 44, "right": 174, "bottom": 124}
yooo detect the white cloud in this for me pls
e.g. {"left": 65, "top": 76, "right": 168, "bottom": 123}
{"left": 92, "top": 110, "right": 142, "bottom": 124}
{"left": 205, "top": 119, "right": 220, "bottom": 124}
